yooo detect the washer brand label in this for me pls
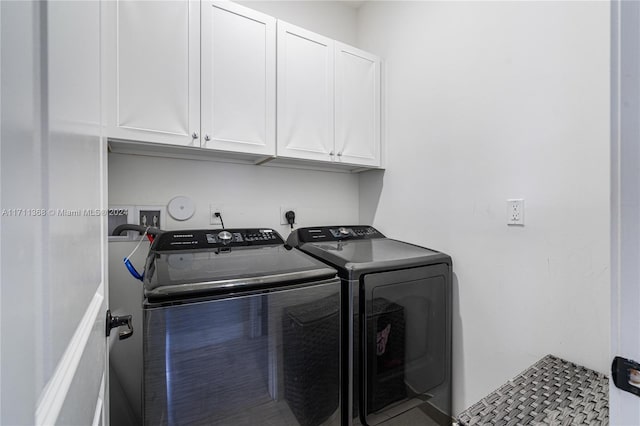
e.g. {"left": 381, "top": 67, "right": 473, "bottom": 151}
{"left": 376, "top": 324, "right": 391, "bottom": 356}
{"left": 173, "top": 234, "right": 194, "bottom": 238}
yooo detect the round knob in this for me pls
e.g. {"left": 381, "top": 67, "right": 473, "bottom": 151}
{"left": 217, "top": 231, "right": 232, "bottom": 244}
{"left": 338, "top": 227, "right": 350, "bottom": 235}
{"left": 337, "top": 152, "right": 342, "bottom": 157}
{"left": 191, "top": 132, "right": 199, "bottom": 139}
{"left": 329, "top": 151, "right": 335, "bottom": 156}
{"left": 204, "top": 135, "right": 211, "bottom": 142}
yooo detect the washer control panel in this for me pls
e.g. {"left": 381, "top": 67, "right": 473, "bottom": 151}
{"left": 154, "top": 228, "right": 283, "bottom": 251}
{"left": 295, "top": 226, "right": 384, "bottom": 243}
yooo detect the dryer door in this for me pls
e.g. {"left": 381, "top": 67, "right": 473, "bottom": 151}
{"left": 360, "top": 264, "right": 451, "bottom": 425}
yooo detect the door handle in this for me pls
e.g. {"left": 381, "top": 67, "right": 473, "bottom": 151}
{"left": 106, "top": 310, "right": 133, "bottom": 340}
{"left": 612, "top": 356, "right": 640, "bottom": 397}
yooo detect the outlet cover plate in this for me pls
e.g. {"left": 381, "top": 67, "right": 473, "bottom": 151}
{"left": 280, "top": 206, "right": 297, "bottom": 226}
{"left": 507, "top": 199, "right": 524, "bottom": 225}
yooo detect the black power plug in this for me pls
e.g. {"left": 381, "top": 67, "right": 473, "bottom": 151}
{"left": 285, "top": 210, "right": 295, "bottom": 229}
{"left": 214, "top": 212, "right": 225, "bottom": 229}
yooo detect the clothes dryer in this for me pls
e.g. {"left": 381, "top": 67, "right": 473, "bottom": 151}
{"left": 287, "top": 226, "right": 452, "bottom": 426}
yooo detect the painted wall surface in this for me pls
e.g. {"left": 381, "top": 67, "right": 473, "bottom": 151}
{"left": 108, "top": 154, "right": 359, "bottom": 231}
{"left": 238, "top": 1, "right": 358, "bottom": 45}
{"left": 1, "top": 3, "right": 41, "bottom": 423}
{"left": 356, "top": 1, "right": 610, "bottom": 414}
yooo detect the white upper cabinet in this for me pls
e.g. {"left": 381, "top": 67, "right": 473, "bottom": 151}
{"left": 276, "top": 23, "right": 381, "bottom": 168}
{"left": 104, "top": 0, "right": 200, "bottom": 147}
{"left": 105, "top": 2, "right": 382, "bottom": 170}
{"left": 201, "top": 2, "right": 276, "bottom": 155}
{"left": 335, "top": 42, "right": 381, "bottom": 167}
{"left": 277, "top": 21, "right": 335, "bottom": 162}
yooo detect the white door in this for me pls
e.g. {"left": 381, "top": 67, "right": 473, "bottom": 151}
{"left": 104, "top": 0, "right": 200, "bottom": 147}
{"left": 611, "top": 0, "right": 640, "bottom": 423}
{"left": 335, "top": 42, "right": 381, "bottom": 168}
{"left": 201, "top": 2, "right": 276, "bottom": 156}
{"left": 1, "top": 1, "right": 109, "bottom": 425}
{"left": 277, "top": 21, "right": 335, "bottom": 163}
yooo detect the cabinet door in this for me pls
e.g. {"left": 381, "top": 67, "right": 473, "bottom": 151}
{"left": 201, "top": 2, "right": 276, "bottom": 156}
{"left": 277, "top": 21, "right": 335, "bottom": 162}
{"left": 335, "top": 42, "right": 381, "bottom": 167}
{"left": 104, "top": 0, "right": 200, "bottom": 147}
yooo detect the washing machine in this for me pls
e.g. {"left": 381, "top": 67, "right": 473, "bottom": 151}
{"left": 142, "top": 228, "right": 343, "bottom": 426}
{"left": 287, "top": 226, "right": 452, "bottom": 426}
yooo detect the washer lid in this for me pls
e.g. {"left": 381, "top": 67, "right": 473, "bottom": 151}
{"left": 144, "top": 244, "right": 337, "bottom": 300}
{"left": 298, "top": 238, "right": 451, "bottom": 278}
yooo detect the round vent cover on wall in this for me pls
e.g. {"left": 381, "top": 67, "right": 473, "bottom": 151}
{"left": 167, "top": 195, "right": 195, "bottom": 221}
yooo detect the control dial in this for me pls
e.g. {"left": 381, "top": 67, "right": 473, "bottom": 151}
{"left": 217, "top": 230, "right": 233, "bottom": 244}
{"left": 338, "top": 227, "right": 350, "bottom": 236}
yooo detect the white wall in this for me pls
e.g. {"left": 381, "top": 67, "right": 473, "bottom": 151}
{"left": 1, "top": 2, "right": 41, "bottom": 423}
{"left": 108, "top": 154, "right": 359, "bottom": 231}
{"left": 357, "top": 1, "right": 610, "bottom": 415}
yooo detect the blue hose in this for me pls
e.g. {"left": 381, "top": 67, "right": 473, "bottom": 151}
{"left": 124, "top": 257, "right": 144, "bottom": 281}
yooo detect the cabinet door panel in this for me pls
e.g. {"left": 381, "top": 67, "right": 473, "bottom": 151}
{"left": 106, "top": 0, "right": 199, "bottom": 146}
{"left": 277, "top": 22, "right": 334, "bottom": 162}
{"left": 335, "top": 42, "right": 381, "bottom": 167}
{"left": 201, "top": 2, "right": 275, "bottom": 155}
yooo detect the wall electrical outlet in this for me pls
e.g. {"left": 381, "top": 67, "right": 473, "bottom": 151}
{"left": 280, "top": 207, "right": 297, "bottom": 226}
{"left": 507, "top": 199, "right": 524, "bottom": 225}
{"left": 210, "top": 205, "right": 223, "bottom": 226}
